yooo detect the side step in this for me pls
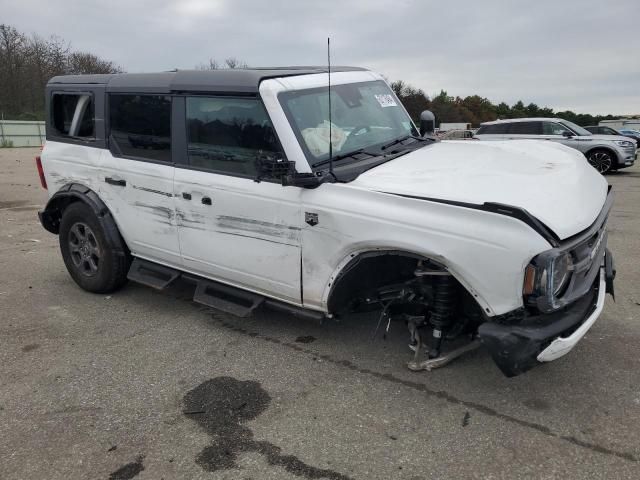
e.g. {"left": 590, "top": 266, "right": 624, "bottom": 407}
{"left": 193, "top": 280, "right": 264, "bottom": 318}
{"left": 127, "top": 257, "right": 180, "bottom": 289}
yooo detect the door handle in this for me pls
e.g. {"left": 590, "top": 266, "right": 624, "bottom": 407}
{"left": 105, "top": 177, "right": 126, "bottom": 187}
{"left": 182, "top": 192, "right": 192, "bottom": 200}
{"left": 201, "top": 196, "right": 212, "bottom": 205}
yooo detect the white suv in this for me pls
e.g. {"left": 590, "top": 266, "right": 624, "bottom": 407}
{"left": 37, "top": 68, "right": 615, "bottom": 376}
{"left": 475, "top": 117, "right": 637, "bottom": 173}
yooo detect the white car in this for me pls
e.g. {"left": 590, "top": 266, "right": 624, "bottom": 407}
{"left": 37, "top": 68, "right": 615, "bottom": 376}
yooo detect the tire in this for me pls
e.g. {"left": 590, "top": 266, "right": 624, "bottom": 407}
{"left": 587, "top": 149, "right": 615, "bottom": 174}
{"left": 59, "top": 202, "right": 130, "bottom": 293}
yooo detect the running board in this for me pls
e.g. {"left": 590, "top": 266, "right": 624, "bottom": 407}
{"left": 127, "top": 258, "right": 180, "bottom": 290}
{"left": 193, "top": 280, "right": 264, "bottom": 318}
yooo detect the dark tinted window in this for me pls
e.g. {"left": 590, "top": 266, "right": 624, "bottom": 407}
{"left": 52, "top": 93, "right": 94, "bottom": 137}
{"left": 109, "top": 95, "right": 171, "bottom": 162}
{"left": 186, "top": 96, "right": 282, "bottom": 176}
{"left": 507, "top": 121, "right": 541, "bottom": 135}
{"left": 584, "top": 126, "right": 598, "bottom": 134}
{"left": 476, "top": 123, "right": 508, "bottom": 134}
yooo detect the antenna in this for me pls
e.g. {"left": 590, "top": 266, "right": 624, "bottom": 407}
{"left": 327, "top": 37, "right": 333, "bottom": 175}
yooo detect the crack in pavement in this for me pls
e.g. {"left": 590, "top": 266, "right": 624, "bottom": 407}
{"left": 211, "top": 315, "right": 637, "bottom": 464}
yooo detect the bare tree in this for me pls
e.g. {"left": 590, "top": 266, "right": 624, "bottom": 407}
{"left": 224, "top": 57, "right": 248, "bottom": 69}
{"left": 0, "top": 24, "right": 121, "bottom": 120}
{"left": 196, "top": 58, "right": 220, "bottom": 70}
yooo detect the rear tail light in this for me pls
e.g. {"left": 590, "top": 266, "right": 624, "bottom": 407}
{"left": 35, "top": 155, "right": 47, "bottom": 190}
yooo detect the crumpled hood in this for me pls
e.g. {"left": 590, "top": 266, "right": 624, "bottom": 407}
{"left": 350, "top": 140, "right": 608, "bottom": 240}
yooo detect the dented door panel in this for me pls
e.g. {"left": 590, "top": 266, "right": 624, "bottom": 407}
{"left": 96, "top": 150, "right": 180, "bottom": 265}
{"left": 174, "top": 169, "right": 303, "bottom": 304}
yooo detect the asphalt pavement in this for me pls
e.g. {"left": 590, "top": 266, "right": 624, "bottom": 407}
{"left": 1, "top": 147, "right": 640, "bottom": 479}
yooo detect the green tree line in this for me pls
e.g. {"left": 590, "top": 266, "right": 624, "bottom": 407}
{"left": 390, "top": 80, "right": 628, "bottom": 128}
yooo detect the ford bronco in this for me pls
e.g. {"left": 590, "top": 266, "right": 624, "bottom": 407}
{"left": 37, "top": 67, "right": 615, "bottom": 376}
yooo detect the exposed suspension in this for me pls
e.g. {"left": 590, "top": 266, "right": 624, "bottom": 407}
{"left": 428, "top": 274, "right": 457, "bottom": 358}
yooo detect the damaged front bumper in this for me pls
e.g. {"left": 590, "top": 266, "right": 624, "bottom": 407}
{"left": 478, "top": 251, "right": 615, "bottom": 377}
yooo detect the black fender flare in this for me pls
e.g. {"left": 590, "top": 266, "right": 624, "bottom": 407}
{"left": 38, "top": 183, "right": 128, "bottom": 257}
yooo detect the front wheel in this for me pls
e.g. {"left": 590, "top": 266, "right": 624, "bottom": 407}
{"left": 587, "top": 149, "right": 615, "bottom": 174}
{"left": 59, "top": 202, "right": 130, "bottom": 293}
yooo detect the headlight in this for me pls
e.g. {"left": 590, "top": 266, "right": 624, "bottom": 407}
{"left": 523, "top": 252, "right": 574, "bottom": 311}
{"left": 550, "top": 252, "right": 572, "bottom": 296}
{"left": 614, "top": 140, "right": 634, "bottom": 147}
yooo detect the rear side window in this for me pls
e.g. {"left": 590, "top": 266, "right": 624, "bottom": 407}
{"left": 109, "top": 95, "right": 171, "bottom": 162}
{"left": 507, "top": 122, "right": 541, "bottom": 135}
{"left": 476, "top": 123, "right": 508, "bottom": 134}
{"left": 52, "top": 93, "right": 95, "bottom": 138}
{"left": 186, "top": 96, "right": 282, "bottom": 176}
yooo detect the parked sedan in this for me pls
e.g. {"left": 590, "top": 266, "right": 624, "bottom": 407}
{"left": 585, "top": 126, "right": 640, "bottom": 146}
{"left": 619, "top": 129, "right": 640, "bottom": 145}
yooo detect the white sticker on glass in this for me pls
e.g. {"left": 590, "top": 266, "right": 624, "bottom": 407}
{"left": 374, "top": 94, "right": 397, "bottom": 108}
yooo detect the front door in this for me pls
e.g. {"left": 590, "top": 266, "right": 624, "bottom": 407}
{"left": 173, "top": 95, "right": 302, "bottom": 304}
{"left": 99, "top": 94, "right": 180, "bottom": 265}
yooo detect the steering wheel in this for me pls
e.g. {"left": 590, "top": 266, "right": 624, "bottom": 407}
{"left": 342, "top": 125, "right": 372, "bottom": 150}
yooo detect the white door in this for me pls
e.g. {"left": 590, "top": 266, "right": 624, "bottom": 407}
{"left": 173, "top": 95, "right": 302, "bottom": 304}
{"left": 98, "top": 94, "right": 181, "bottom": 265}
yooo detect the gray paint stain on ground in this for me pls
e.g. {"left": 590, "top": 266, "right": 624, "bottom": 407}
{"left": 183, "top": 377, "right": 352, "bottom": 479}
{"left": 108, "top": 455, "right": 145, "bottom": 480}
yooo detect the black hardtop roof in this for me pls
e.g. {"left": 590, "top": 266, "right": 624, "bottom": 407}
{"left": 47, "top": 66, "right": 368, "bottom": 93}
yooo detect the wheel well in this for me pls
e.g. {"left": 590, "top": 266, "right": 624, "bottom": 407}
{"left": 40, "top": 183, "right": 129, "bottom": 257}
{"left": 585, "top": 146, "right": 617, "bottom": 159}
{"left": 326, "top": 250, "right": 482, "bottom": 318}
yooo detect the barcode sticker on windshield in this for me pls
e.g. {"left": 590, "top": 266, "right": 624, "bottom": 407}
{"left": 375, "top": 94, "right": 397, "bottom": 108}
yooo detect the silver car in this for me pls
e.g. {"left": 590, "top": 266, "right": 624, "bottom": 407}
{"left": 474, "top": 117, "right": 637, "bottom": 173}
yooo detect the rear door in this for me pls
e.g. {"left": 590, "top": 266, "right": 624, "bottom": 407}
{"left": 172, "top": 95, "right": 303, "bottom": 304}
{"left": 98, "top": 94, "right": 181, "bottom": 265}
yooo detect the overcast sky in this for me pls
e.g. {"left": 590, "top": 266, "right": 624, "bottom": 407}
{"left": 5, "top": 0, "right": 639, "bottom": 114}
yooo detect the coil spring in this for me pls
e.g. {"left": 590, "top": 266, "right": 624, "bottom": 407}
{"left": 430, "top": 275, "right": 456, "bottom": 329}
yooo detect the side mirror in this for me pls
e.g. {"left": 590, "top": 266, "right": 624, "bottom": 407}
{"left": 255, "top": 156, "right": 326, "bottom": 188}
{"left": 255, "top": 156, "right": 296, "bottom": 183}
{"left": 562, "top": 131, "right": 575, "bottom": 138}
{"left": 420, "top": 110, "right": 436, "bottom": 137}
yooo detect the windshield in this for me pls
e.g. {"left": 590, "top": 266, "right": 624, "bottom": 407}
{"left": 279, "top": 80, "right": 418, "bottom": 166}
{"left": 559, "top": 119, "right": 592, "bottom": 136}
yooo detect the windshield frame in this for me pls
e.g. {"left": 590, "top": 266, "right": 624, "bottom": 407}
{"left": 559, "top": 119, "right": 592, "bottom": 136}
{"left": 277, "top": 80, "right": 418, "bottom": 170}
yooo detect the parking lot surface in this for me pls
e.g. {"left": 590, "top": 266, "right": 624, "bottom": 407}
{"left": 2, "top": 147, "right": 640, "bottom": 479}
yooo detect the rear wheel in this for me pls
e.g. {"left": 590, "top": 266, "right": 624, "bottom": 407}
{"left": 59, "top": 202, "right": 129, "bottom": 293}
{"left": 587, "top": 149, "right": 614, "bottom": 174}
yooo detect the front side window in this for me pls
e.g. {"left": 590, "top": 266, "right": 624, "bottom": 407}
{"left": 279, "top": 80, "right": 417, "bottom": 165}
{"left": 186, "top": 96, "right": 282, "bottom": 176}
{"left": 109, "top": 94, "right": 171, "bottom": 162}
{"left": 52, "top": 93, "right": 94, "bottom": 138}
{"left": 542, "top": 122, "right": 573, "bottom": 136}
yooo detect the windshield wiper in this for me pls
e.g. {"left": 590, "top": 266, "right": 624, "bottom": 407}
{"left": 380, "top": 135, "right": 427, "bottom": 152}
{"left": 311, "top": 148, "right": 378, "bottom": 168}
